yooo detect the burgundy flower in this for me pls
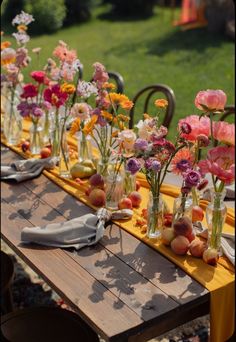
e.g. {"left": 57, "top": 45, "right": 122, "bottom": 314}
{"left": 197, "top": 134, "right": 210, "bottom": 147}
{"left": 180, "top": 122, "right": 192, "bottom": 134}
{"left": 197, "top": 179, "right": 209, "bottom": 191}
{"left": 21, "top": 83, "right": 38, "bottom": 99}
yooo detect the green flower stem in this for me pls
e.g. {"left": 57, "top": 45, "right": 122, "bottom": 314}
{"left": 60, "top": 118, "right": 69, "bottom": 172}
{"left": 191, "top": 186, "right": 199, "bottom": 206}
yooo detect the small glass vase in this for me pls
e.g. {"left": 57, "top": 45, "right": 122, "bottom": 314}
{"left": 3, "top": 101, "right": 22, "bottom": 145}
{"left": 206, "top": 188, "right": 227, "bottom": 255}
{"left": 29, "top": 121, "right": 44, "bottom": 155}
{"left": 105, "top": 170, "right": 124, "bottom": 211}
{"left": 42, "top": 111, "right": 52, "bottom": 145}
{"left": 77, "top": 131, "right": 92, "bottom": 162}
{"left": 172, "top": 193, "right": 193, "bottom": 227}
{"left": 147, "top": 191, "right": 164, "bottom": 239}
{"left": 97, "top": 156, "right": 110, "bottom": 177}
{"left": 58, "top": 119, "right": 71, "bottom": 178}
{"left": 124, "top": 170, "right": 136, "bottom": 196}
{"left": 51, "top": 114, "right": 60, "bottom": 158}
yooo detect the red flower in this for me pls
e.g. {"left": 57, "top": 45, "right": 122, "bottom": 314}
{"left": 20, "top": 83, "right": 38, "bottom": 99}
{"left": 43, "top": 84, "right": 68, "bottom": 108}
{"left": 30, "top": 70, "right": 46, "bottom": 84}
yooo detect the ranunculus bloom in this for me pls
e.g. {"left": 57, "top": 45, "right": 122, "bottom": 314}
{"left": 126, "top": 158, "right": 141, "bottom": 175}
{"left": 198, "top": 146, "right": 235, "bottom": 185}
{"left": 184, "top": 170, "right": 201, "bottom": 188}
{"left": 195, "top": 89, "right": 227, "bottom": 112}
{"left": 213, "top": 121, "right": 235, "bottom": 146}
{"left": 178, "top": 115, "right": 210, "bottom": 142}
{"left": 71, "top": 102, "right": 91, "bottom": 121}
{"left": 43, "top": 84, "right": 68, "bottom": 108}
{"left": 31, "top": 70, "right": 46, "bottom": 84}
{"left": 21, "top": 83, "right": 38, "bottom": 99}
{"left": 118, "top": 129, "right": 137, "bottom": 152}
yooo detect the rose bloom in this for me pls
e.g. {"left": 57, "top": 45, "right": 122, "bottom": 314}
{"left": 126, "top": 158, "right": 141, "bottom": 175}
{"left": 184, "top": 170, "right": 201, "bottom": 188}
{"left": 178, "top": 115, "right": 210, "bottom": 142}
{"left": 70, "top": 103, "right": 91, "bottom": 121}
{"left": 30, "top": 70, "right": 46, "bottom": 84}
{"left": 20, "top": 83, "right": 38, "bottom": 99}
{"left": 198, "top": 146, "right": 235, "bottom": 185}
{"left": 195, "top": 89, "right": 227, "bottom": 112}
{"left": 118, "top": 129, "right": 136, "bottom": 152}
{"left": 171, "top": 148, "right": 194, "bottom": 175}
{"left": 213, "top": 121, "right": 235, "bottom": 146}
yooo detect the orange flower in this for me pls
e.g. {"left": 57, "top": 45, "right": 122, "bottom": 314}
{"left": 17, "top": 24, "right": 28, "bottom": 32}
{"left": 108, "top": 93, "right": 129, "bottom": 106}
{"left": 1, "top": 41, "right": 11, "bottom": 50}
{"left": 112, "top": 130, "right": 119, "bottom": 137}
{"left": 120, "top": 100, "right": 134, "bottom": 110}
{"left": 117, "top": 114, "right": 130, "bottom": 122}
{"left": 60, "top": 83, "right": 76, "bottom": 94}
{"left": 69, "top": 118, "right": 81, "bottom": 136}
{"left": 155, "top": 99, "right": 168, "bottom": 108}
{"left": 102, "top": 82, "right": 116, "bottom": 90}
{"left": 82, "top": 115, "right": 98, "bottom": 135}
{"left": 101, "top": 110, "right": 113, "bottom": 122}
{"left": 171, "top": 148, "right": 194, "bottom": 175}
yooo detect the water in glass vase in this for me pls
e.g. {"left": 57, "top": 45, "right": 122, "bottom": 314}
{"left": 105, "top": 172, "right": 124, "bottom": 211}
{"left": 147, "top": 192, "right": 164, "bottom": 239}
{"left": 29, "top": 122, "right": 43, "bottom": 155}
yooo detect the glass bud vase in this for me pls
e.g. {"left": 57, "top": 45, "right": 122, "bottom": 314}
{"left": 3, "top": 101, "right": 22, "bottom": 145}
{"left": 172, "top": 193, "right": 193, "bottom": 228}
{"left": 58, "top": 119, "right": 71, "bottom": 178}
{"left": 206, "top": 189, "right": 227, "bottom": 255}
{"left": 51, "top": 114, "right": 60, "bottom": 158}
{"left": 124, "top": 170, "right": 136, "bottom": 196}
{"left": 147, "top": 191, "right": 164, "bottom": 239}
{"left": 42, "top": 111, "right": 52, "bottom": 145}
{"left": 105, "top": 170, "right": 124, "bottom": 211}
{"left": 97, "top": 156, "right": 110, "bottom": 177}
{"left": 29, "top": 121, "right": 44, "bottom": 155}
{"left": 77, "top": 131, "right": 92, "bottom": 162}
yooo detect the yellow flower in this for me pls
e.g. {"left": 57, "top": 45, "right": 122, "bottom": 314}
{"left": 61, "top": 83, "right": 76, "bottom": 94}
{"left": 154, "top": 99, "right": 168, "bottom": 108}
{"left": 1, "top": 41, "right": 11, "bottom": 50}
{"left": 108, "top": 93, "right": 129, "bottom": 106}
{"left": 120, "top": 100, "right": 134, "bottom": 110}
{"left": 102, "top": 82, "right": 116, "bottom": 90}
{"left": 17, "top": 24, "right": 28, "bottom": 32}
{"left": 101, "top": 110, "right": 113, "bottom": 122}
{"left": 69, "top": 118, "right": 81, "bottom": 136}
{"left": 82, "top": 115, "right": 98, "bottom": 135}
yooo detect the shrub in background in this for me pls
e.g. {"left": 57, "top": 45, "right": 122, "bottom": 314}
{"left": 103, "top": 0, "right": 157, "bottom": 17}
{"left": 63, "top": 0, "right": 96, "bottom": 26}
{"left": 1, "top": 0, "right": 25, "bottom": 32}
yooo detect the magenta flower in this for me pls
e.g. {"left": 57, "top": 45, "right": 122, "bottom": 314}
{"left": 126, "top": 158, "right": 141, "bottom": 175}
{"left": 195, "top": 89, "right": 227, "bottom": 112}
{"left": 198, "top": 146, "right": 235, "bottom": 185}
{"left": 178, "top": 115, "right": 210, "bottom": 142}
{"left": 31, "top": 70, "right": 46, "bottom": 84}
{"left": 20, "top": 83, "right": 38, "bottom": 99}
{"left": 43, "top": 84, "right": 68, "bottom": 108}
{"left": 184, "top": 170, "right": 201, "bottom": 188}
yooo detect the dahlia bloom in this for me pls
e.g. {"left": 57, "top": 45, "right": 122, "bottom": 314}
{"left": 195, "top": 89, "right": 227, "bottom": 112}
{"left": 171, "top": 148, "right": 194, "bottom": 175}
{"left": 213, "top": 121, "right": 235, "bottom": 146}
{"left": 178, "top": 115, "right": 210, "bottom": 142}
{"left": 198, "top": 146, "right": 235, "bottom": 185}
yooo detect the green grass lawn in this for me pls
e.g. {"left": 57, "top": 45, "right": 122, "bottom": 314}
{"left": 2, "top": 4, "right": 235, "bottom": 140}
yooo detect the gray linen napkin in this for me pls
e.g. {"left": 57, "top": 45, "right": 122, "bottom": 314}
{"left": 21, "top": 208, "right": 133, "bottom": 250}
{"left": 1, "top": 157, "right": 58, "bottom": 182}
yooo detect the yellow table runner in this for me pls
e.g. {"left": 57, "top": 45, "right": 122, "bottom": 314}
{"left": 1, "top": 122, "right": 235, "bottom": 342}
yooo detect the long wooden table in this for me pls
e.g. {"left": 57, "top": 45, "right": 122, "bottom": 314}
{"left": 1, "top": 146, "right": 214, "bottom": 342}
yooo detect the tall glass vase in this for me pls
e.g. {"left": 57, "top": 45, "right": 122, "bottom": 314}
{"left": 172, "top": 193, "right": 193, "bottom": 227}
{"left": 124, "top": 170, "right": 136, "bottom": 196}
{"left": 77, "top": 131, "right": 92, "bottom": 162}
{"left": 147, "top": 191, "right": 164, "bottom": 239}
{"left": 97, "top": 156, "right": 110, "bottom": 177}
{"left": 3, "top": 100, "right": 22, "bottom": 145}
{"left": 105, "top": 168, "right": 124, "bottom": 211}
{"left": 59, "top": 119, "right": 71, "bottom": 178}
{"left": 42, "top": 111, "right": 51, "bottom": 145}
{"left": 29, "top": 121, "right": 44, "bottom": 155}
{"left": 51, "top": 113, "right": 60, "bottom": 158}
{"left": 206, "top": 188, "right": 227, "bottom": 255}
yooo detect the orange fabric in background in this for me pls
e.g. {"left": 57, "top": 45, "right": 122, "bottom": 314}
{"left": 1, "top": 119, "right": 235, "bottom": 342}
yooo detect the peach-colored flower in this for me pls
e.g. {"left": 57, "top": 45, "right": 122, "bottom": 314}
{"left": 71, "top": 103, "right": 91, "bottom": 121}
{"left": 155, "top": 99, "right": 168, "bottom": 108}
{"left": 213, "top": 121, "right": 235, "bottom": 146}
{"left": 171, "top": 148, "right": 194, "bottom": 175}
{"left": 53, "top": 42, "right": 77, "bottom": 64}
{"left": 178, "top": 115, "right": 210, "bottom": 142}
{"left": 1, "top": 41, "right": 11, "bottom": 50}
{"left": 198, "top": 146, "right": 235, "bottom": 185}
{"left": 1, "top": 47, "right": 16, "bottom": 65}
{"left": 118, "top": 129, "right": 137, "bottom": 152}
{"left": 195, "top": 89, "right": 227, "bottom": 112}
{"left": 69, "top": 118, "right": 81, "bottom": 136}
{"left": 120, "top": 100, "right": 134, "bottom": 110}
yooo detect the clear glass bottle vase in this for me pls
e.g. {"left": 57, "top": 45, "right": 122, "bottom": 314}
{"left": 124, "top": 170, "right": 136, "bottom": 196}
{"left": 58, "top": 119, "right": 71, "bottom": 178}
{"left": 29, "top": 121, "right": 44, "bottom": 155}
{"left": 105, "top": 170, "right": 124, "bottom": 211}
{"left": 77, "top": 131, "right": 92, "bottom": 162}
{"left": 206, "top": 188, "right": 227, "bottom": 254}
{"left": 3, "top": 101, "right": 22, "bottom": 145}
{"left": 172, "top": 193, "right": 193, "bottom": 227}
{"left": 147, "top": 191, "right": 164, "bottom": 239}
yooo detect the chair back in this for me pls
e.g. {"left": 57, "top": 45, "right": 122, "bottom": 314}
{"left": 129, "top": 84, "right": 176, "bottom": 129}
{"left": 107, "top": 71, "right": 124, "bottom": 94}
{"left": 220, "top": 105, "right": 235, "bottom": 121}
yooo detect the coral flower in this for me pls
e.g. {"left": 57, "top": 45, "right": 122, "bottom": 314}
{"left": 155, "top": 99, "right": 168, "bottom": 108}
{"left": 195, "top": 89, "right": 227, "bottom": 112}
{"left": 1, "top": 41, "right": 11, "bottom": 50}
{"left": 178, "top": 115, "right": 210, "bottom": 142}
{"left": 171, "top": 148, "right": 194, "bottom": 175}
{"left": 43, "top": 84, "right": 68, "bottom": 108}
{"left": 213, "top": 121, "right": 235, "bottom": 146}
{"left": 198, "top": 146, "right": 235, "bottom": 185}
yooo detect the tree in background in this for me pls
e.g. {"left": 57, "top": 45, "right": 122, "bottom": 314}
{"left": 103, "top": 0, "right": 158, "bottom": 17}
{"left": 63, "top": 0, "right": 96, "bottom": 26}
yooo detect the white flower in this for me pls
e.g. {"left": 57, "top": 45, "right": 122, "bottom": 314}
{"left": 118, "top": 129, "right": 136, "bottom": 151}
{"left": 12, "top": 11, "right": 34, "bottom": 26}
{"left": 12, "top": 32, "right": 30, "bottom": 45}
{"left": 77, "top": 81, "right": 98, "bottom": 99}
{"left": 136, "top": 119, "right": 156, "bottom": 141}
{"left": 71, "top": 102, "right": 91, "bottom": 121}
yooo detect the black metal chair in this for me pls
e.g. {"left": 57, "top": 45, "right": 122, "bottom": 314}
{"left": 128, "top": 84, "right": 176, "bottom": 129}
{"left": 220, "top": 104, "right": 235, "bottom": 121}
{"left": 1, "top": 251, "right": 14, "bottom": 314}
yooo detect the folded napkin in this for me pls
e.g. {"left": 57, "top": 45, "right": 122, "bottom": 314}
{"left": 1, "top": 157, "right": 58, "bottom": 183}
{"left": 21, "top": 208, "right": 133, "bottom": 250}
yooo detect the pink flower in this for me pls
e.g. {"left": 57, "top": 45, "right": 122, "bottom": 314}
{"left": 213, "top": 121, "right": 235, "bottom": 146}
{"left": 178, "top": 115, "right": 210, "bottom": 142}
{"left": 43, "top": 84, "right": 68, "bottom": 108}
{"left": 70, "top": 102, "right": 91, "bottom": 121}
{"left": 195, "top": 89, "right": 227, "bottom": 112}
{"left": 53, "top": 41, "right": 77, "bottom": 64}
{"left": 92, "top": 62, "right": 109, "bottom": 87}
{"left": 198, "top": 146, "right": 235, "bottom": 185}
{"left": 20, "top": 83, "right": 38, "bottom": 98}
{"left": 31, "top": 70, "right": 46, "bottom": 84}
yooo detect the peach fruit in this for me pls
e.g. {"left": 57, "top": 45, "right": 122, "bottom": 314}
{"left": 118, "top": 197, "right": 133, "bottom": 210}
{"left": 170, "top": 235, "right": 190, "bottom": 255}
{"left": 21, "top": 140, "right": 30, "bottom": 152}
{"left": 173, "top": 216, "right": 193, "bottom": 238}
{"left": 40, "top": 147, "right": 51, "bottom": 159}
{"left": 186, "top": 231, "right": 196, "bottom": 243}
{"left": 128, "top": 191, "right": 142, "bottom": 208}
{"left": 189, "top": 239, "right": 207, "bottom": 258}
{"left": 88, "top": 188, "right": 106, "bottom": 207}
{"left": 192, "top": 205, "right": 204, "bottom": 222}
{"left": 89, "top": 173, "right": 104, "bottom": 189}
{"left": 202, "top": 248, "right": 219, "bottom": 266}
{"left": 161, "top": 227, "right": 175, "bottom": 246}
